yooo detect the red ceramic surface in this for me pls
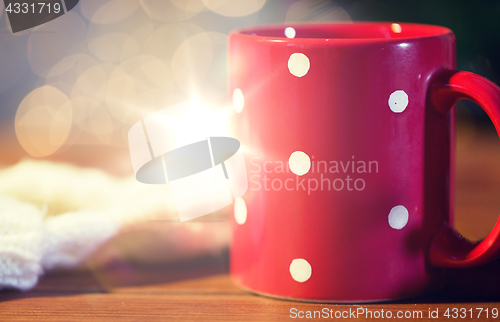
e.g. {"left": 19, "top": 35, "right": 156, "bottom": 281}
{"left": 228, "top": 22, "right": 500, "bottom": 302}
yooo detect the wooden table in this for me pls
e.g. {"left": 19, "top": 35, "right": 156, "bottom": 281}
{"left": 1, "top": 254, "right": 500, "bottom": 321}
{"left": 1, "top": 127, "right": 500, "bottom": 321}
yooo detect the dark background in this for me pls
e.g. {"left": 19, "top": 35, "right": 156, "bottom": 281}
{"left": 343, "top": 0, "right": 500, "bottom": 128}
{"left": 260, "top": 0, "right": 500, "bottom": 128}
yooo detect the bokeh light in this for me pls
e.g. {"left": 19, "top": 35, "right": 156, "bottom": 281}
{"left": 46, "top": 53, "right": 87, "bottom": 79}
{"left": 71, "top": 63, "right": 108, "bottom": 103}
{"left": 106, "top": 55, "right": 176, "bottom": 122}
{"left": 105, "top": 62, "right": 147, "bottom": 124}
{"left": 15, "top": 86, "right": 72, "bottom": 157}
{"left": 285, "top": 0, "right": 351, "bottom": 22}
{"left": 0, "top": 0, "right": 497, "bottom": 284}
{"left": 202, "top": 0, "right": 266, "bottom": 17}
{"left": 4, "top": 0, "right": 402, "bottom": 156}
{"left": 141, "top": 0, "right": 204, "bottom": 22}
{"left": 171, "top": 32, "right": 214, "bottom": 94}
{"left": 86, "top": 8, "right": 154, "bottom": 50}
{"left": 27, "top": 12, "right": 87, "bottom": 77}
{"left": 142, "top": 23, "right": 204, "bottom": 61}
{"left": 170, "top": 0, "right": 205, "bottom": 13}
{"left": 88, "top": 33, "right": 141, "bottom": 63}
{"left": 45, "top": 53, "right": 100, "bottom": 96}
{"left": 10, "top": 0, "right": 268, "bottom": 152}
{"left": 69, "top": 95, "right": 114, "bottom": 144}
{"left": 80, "top": 0, "right": 141, "bottom": 24}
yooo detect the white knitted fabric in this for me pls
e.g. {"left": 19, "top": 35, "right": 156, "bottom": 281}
{"left": 0, "top": 160, "right": 230, "bottom": 290}
{"left": 0, "top": 197, "right": 43, "bottom": 290}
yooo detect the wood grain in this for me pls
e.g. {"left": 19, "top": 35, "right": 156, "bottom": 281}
{"left": 1, "top": 128, "right": 500, "bottom": 321}
{"left": 1, "top": 258, "right": 500, "bottom": 321}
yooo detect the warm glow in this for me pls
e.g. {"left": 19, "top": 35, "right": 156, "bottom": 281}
{"left": 234, "top": 197, "right": 247, "bottom": 225}
{"left": 143, "top": 23, "right": 203, "bottom": 62}
{"left": 72, "top": 64, "right": 107, "bottom": 102}
{"left": 170, "top": 0, "right": 205, "bottom": 13}
{"left": 86, "top": 7, "right": 154, "bottom": 52}
{"left": 285, "top": 0, "right": 351, "bottom": 22}
{"left": 168, "top": 100, "right": 231, "bottom": 146}
{"left": 232, "top": 88, "right": 244, "bottom": 113}
{"left": 15, "top": 86, "right": 72, "bottom": 157}
{"left": 4, "top": 0, "right": 358, "bottom": 150}
{"left": 143, "top": 100, "right": 232, "bottom": 152}
{"left": 88, "top": 33, "right": 140, "bottom": 63}
{"left": 105, "top": 65, "right": 143, "bottom": 123}
{"left": 141, "top": 0, "right": 203, "bottom": 21}
{"left": 202, "top": 0, "right": 266, "bottom": 17}
{"left": 80, "top": 0, "right": 141, "bottom": 24}
{"left": 391, "top": 23, "right": 402, "bottom": 34}
{"left": 171, "top": 32, "right": 214, "bottom": 94}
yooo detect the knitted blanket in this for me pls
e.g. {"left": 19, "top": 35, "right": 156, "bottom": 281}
{"left": 0, "top": 160, "right": 230, "bottom": 290}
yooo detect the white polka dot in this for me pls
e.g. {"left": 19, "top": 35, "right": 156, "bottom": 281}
{"left": 391, "top": 23, "right": 402, "bottom": 34}
{"left": 233, "top": 88, "right": 244, "bottom": 113}
{"left": 284, "top": 27, "right": 296, "bottom": 38}
{"left": 289, "top": 151, "right": 311, "bottom": 176}
{"left": 388, "top": 90, "right": 408, "bottom": 113}
{"left": 290, "top": 258, "right": 312, "bottom": 283}
{"left": 388, "top": 205, "right": 409, "bottom": 229}
{"left": 288, "top": 53, "right": 310, "bottom": 77}
{"left": 234, "top": 197, "right": 247, "bottom": 225}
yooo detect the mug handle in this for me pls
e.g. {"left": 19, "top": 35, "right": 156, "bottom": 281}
{"left": 428, "top": 70, "right": 500, "bottom": 268}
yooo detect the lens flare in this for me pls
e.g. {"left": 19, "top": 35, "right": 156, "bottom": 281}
{"left": 171, "top": 32, "right": 213, "bottom": 94}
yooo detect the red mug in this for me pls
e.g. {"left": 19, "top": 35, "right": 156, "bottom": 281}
{"left": 228, "top": 22, "right": 500, "bottom": 302}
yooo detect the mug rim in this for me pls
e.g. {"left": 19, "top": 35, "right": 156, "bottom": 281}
{"left": 230, "top": 22, "right": 453, "bottom": 44}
